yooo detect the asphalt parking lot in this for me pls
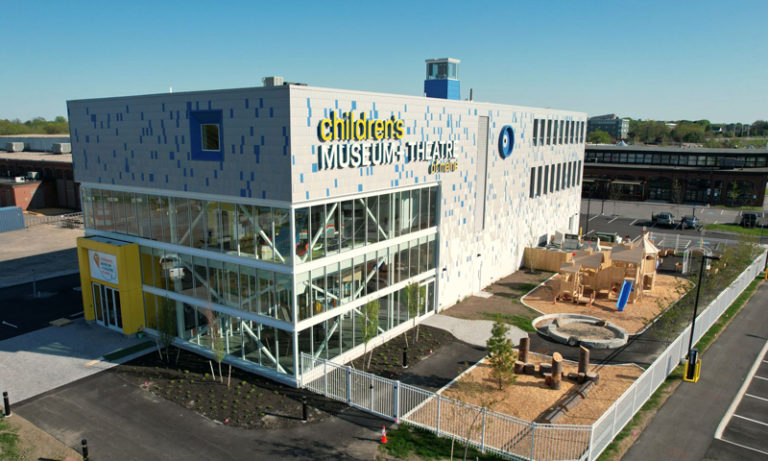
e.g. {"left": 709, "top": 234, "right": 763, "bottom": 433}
{"left": 711, "top": 341, "right": 768, "bottom": 458}
{"left": 580, "top": 214, "right": 743, "bottom": 243}
{"left": 0, "top": 274, "right": 83, "bottom": 341}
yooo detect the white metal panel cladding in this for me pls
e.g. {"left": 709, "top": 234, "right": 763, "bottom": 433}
{"left": 289, "top": 86, "right": 586, "bottom": 313}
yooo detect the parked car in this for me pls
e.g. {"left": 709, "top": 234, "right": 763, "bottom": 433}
{"left": 740, "top": 212, "right": 762, "bottom": 228}
{"left": 651, "top": 212, "right": 676, "bottom": 227}
{"left": 680, "top": 215, "right": 699, "bottom": 229}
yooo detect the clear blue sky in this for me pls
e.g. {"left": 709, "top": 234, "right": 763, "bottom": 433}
{"left": 2, "top": 0, "right": 765, "bottom": 123}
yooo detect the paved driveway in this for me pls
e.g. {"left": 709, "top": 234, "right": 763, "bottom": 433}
{"left": 17, "top": 371, "right": 382, "bottom": 461}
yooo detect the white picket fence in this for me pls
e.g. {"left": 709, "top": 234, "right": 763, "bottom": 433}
{"left": 587, "top": 249, "right": 766, "bottom": 460}
{"left": 301, "top": 250, "right": 767, "bottom": 461}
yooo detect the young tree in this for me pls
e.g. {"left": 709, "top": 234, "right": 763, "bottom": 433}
{"left": 486, "top": 317, "right": 515, "bottom": 390}
{"left": 362, "top": 300, "right": 380, "bottom": 369}
{"left": 203, "top": 307, "right": 225, "bottom": 382}
{"left": 404, "top": 283, "right": 426, "bottom": 344}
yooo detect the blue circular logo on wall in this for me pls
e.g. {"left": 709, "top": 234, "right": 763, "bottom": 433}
{"left": 498, "top": 125, "right": 515, "bottom": 159}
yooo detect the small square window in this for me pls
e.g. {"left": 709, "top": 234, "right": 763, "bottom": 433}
{"left": 201, "top": 124, "right": 220, "bottom": 151}
{"left": 189, "top": 110, "right": 223, "bottom": 161}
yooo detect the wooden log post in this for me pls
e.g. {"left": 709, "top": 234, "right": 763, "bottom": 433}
{"left": 519, "top": 336, "right": 529, "bottom": 364}
{"left": 578, "top": 346, "right": 590, "bottom": 375}
{"left": 550, "top": 352, "right": 563, "bottom": 390}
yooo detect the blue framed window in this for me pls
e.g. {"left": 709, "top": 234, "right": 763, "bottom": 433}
{"left": 190, "top": 110, "right": 223, "bottom": 161}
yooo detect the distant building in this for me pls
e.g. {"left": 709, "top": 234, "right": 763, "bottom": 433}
{"left": 0, "top": 136, "right": 78, "bottom": 210}
{"left": 583, "top": 144, "right": 768, "bottom": 207}
{"left": 587, "top": 114, "right": 629, "bottom": 140}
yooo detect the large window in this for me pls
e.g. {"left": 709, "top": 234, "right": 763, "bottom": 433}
{"left": 82, "top": 187, "right": 294, "bottom": 265}
{"left": 295, "top": 234, "right": 436, "bottom": 321}
{"left": 293, "top": 185, "right": 438, "bottom": 263}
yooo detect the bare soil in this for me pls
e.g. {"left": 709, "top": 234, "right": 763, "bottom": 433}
{"left": 524, "top": 274, "right": 689, "bottom": 334}
{"left": 112, "top": 325, "right": 455, "bottom": 430}
{"left": 113, "top": 348, "right": 348, "bottom": 430}
{"left": 348, "top": 326, "right": 456, "bottom": 379}
{"left": 3, "top": 414, "right": 82, "bottom": 461}
{"left": 443, "top": 352, "right": 642, "bottom": 424}
{"left": 442, "top": 271, "right": 553, "bottom": 322}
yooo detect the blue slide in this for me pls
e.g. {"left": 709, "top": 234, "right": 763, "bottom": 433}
{"left": 616, "top": 280, "right": 633, "bottom": 312}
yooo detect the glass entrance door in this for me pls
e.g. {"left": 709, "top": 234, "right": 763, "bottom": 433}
{"left": 92, "top": 282, "right": 122, "bottom": 330}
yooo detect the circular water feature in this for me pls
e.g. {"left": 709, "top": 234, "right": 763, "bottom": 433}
{"left": 533, "top": 314, "right": 628, "bottom": 349}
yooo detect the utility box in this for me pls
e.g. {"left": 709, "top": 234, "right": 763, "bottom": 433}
{"left": 0, "top": 206, "right": 24, "bottom": 233}
{"left": 52, "top": 142, "right": 72, "bottom": 154}
{"left": 5, "top": 142, "right": 24, "bottom": 152}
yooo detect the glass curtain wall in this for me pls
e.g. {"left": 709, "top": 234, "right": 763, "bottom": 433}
{"left": 96, "top": 183, "right": 439, "bottom": 380}
{"left": 82, "top": 187, "right": 293, "bottom": 265}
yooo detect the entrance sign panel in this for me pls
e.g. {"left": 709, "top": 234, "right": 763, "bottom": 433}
{"left": 89, "top": 250, "right": 119, "bottom": 284}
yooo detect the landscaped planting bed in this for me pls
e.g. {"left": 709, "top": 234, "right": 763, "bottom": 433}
{"left": 113, "top": 348, "right": 347, "bottom": 429}
{"left": 347, "top": 325, "right": 455, "bottom": 378}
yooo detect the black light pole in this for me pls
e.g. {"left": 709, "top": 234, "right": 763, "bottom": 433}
{"left": 585, "top": 192, "right": 592, "bottom": 240}
{"left": 686, "top": 254, "right": 720, "bottom": 381}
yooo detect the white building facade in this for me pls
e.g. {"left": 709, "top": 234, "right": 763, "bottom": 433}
{"left": 69, "top": 84, "right": 585, "bottom": 386}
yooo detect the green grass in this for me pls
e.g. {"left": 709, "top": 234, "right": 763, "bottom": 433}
{"left": 380, "top": 424, "right": 504, "bottom": 461}
{"left": 703, "top": 223, "right": 766, "bottom": 237}
{"left": 597, "top": 275, "right": 763, "bottom": 460}
{"left": 102, "top": 340, "right": 155, "bottom": 361}
{"left": 514, "top": 283, "right": 540, "bottom": 294}
{"left": 0, "top": 417, "right": 22, "bottom": 460}
{"left": 480, "top": 312, "right": 536, "bottom": 332}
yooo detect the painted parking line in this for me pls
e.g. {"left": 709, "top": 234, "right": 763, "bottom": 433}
{"left": 755, "top": 375, "right": 768, "bottom": 381}
{"left": 629, "top": 219, "right": 638, "bottom": 226}
{"left": 716, "top": 340, "right": 768, "bottom": 440}
{"left": 607, "top": 216, "right": 619, "bottom": 223}
{"left": 588, "top": 215, "right": 600, "bottom": 221}
{"left": 732, "top": 414, "right": 768, "bottom": 428}
{"left": 715, "top": 438, "right": 768, "bottom": 457}
{"left": 746, "top": 393, "right": 768, "bottom": 403}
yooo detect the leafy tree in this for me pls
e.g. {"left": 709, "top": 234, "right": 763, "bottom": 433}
{"left": 486, "top": 317, "right": 515, "bottom": 390}
{"left": 672, "top": 122, "right": 706, "bottom": 143}
{"left": 404, "top": 283, "right": 426, "bottom": 344}
{"left": 629, "top": 120, "right": 670, "bottom": 144}
{"left": 362, "top": 300, "right": 380, "bottom": 369}
{"left": 587, "top": 130, "right": 613, "bottom": 144}
{"left": 0, "top": 117, "right": 69, "bottom": 135}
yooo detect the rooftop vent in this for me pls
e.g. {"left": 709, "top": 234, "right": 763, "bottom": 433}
{"left": 262, "top": 76, "right": 284, "bottom": 87}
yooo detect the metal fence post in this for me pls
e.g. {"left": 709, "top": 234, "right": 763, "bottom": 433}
{"left": 587, "top": 425, "right": 595, "bottom": 461}
{"left": 346, "top": 367, "right": 352, "bottom": 406}
{"left": 323, "top": 361, "right": 328, "bottom": 397}
{"left": 393, "top": 381, "right": 400, "bottom": 421}
{"left": 529, "top": 422, "right": 536, "bottom": 461}
{"left": 369, "top": 375, "right": 374, "bottom": 411}
{"left": 481, "top": 407, "right": 487, "bottom": 453}
{"left": 436, "top": 394, "right": 441, "bottom": 436}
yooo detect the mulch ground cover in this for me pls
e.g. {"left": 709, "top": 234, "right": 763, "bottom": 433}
{"left": 112, "top": 348, "right": 348, "bottom": 430}
{"left": 111, "top": 324, "right": 458, "bottom": 430}
{"left": 347, "top": 325, "right": 455, "bottom": 379}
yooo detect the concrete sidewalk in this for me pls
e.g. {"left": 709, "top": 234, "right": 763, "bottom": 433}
{"left": 0, "top": 319, "right": 145, "bottom": 404}
{"left": 422, "top": 313, "right": 528, "bottom": 348}
{"left": 622, "top": 282, "right": 768, "bottom": 461}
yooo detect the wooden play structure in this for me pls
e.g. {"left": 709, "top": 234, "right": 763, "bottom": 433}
{"left": 550, "top": 235, "right": 661, "bottom": 307}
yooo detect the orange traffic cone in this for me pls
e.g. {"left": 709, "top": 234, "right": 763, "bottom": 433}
{"left": 380, "top": 425, "right": 388, "bottom": 444}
